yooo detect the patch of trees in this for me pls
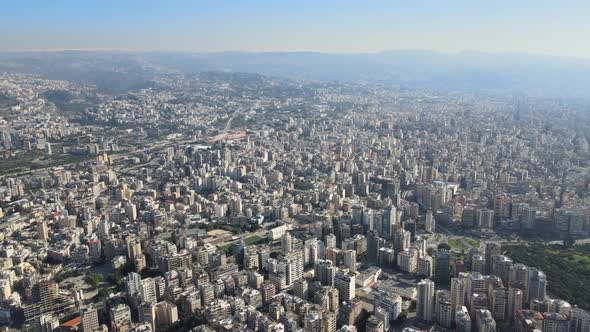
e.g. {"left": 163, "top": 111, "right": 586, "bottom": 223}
{"left": 505, "top": 243, "right": 590, "bottom": 310}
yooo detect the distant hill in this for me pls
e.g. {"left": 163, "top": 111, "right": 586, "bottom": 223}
{"left": 0, "top": 51, "right": 157, "bottom": 94}
{"left": 1, "top": 50, "right": 590, "bottom": 98}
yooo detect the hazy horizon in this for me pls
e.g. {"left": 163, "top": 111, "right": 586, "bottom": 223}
{"left": 2, "top": 0, "right": 590, "bottom": 58}
{"left": 2, "top": 48, "right": 590, "bottom": 62}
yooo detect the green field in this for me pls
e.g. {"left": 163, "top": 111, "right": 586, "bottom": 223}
{"left": 464, "top": 238, "right": 479, "bottom": 248}
{"left": 504, "top": 243, "right": 590, "bottom": 310}
{"left": 218, "top": 224, "right": 243, "bottom": 234}
{"left": 448, "top": 239, "right": 465, "bottom": 250}
{"left": 447, "top": 237, "right": 479, "bottom": 252}
{"left": 0, "top": 153, "right": 38, "bottom": 174}
{"left": 218, "top": 235, "right": 265, "bottom": 256}
{"left": 244, "top": 235, "right": 264, "bottom": 245}
{"left": 0, "top": 152, "right": 92, "bottom": 176}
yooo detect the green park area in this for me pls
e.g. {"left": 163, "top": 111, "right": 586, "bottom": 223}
{"left": 464, "top": 238, "right": 479, "bottom": 248}
{"left": 447, "top": 237, "right": 479, "bottom": 251}
{"left": 219, "top": 235, "right": 266, "bottom": 255}
{"left": 0, "top": 152, "right": 92, "bottom": 176}
{"left": 244, "top": 235, "right": 264, "bottom": 245}
{"left": 504, "top": 243, "right": 590, "bottom": 310}
{"left": 448, "top": 239, "right": 464, "bottom": 250}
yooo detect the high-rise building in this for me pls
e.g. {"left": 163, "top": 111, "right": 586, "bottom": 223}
{"left": 493, "top": 195, "right": 511, "bottom": 221}
{"left": 506, "top": 287, "right": 523, "bottom": 321}
{"left": 125, "top": 272, "right": 142, "bottom": 298}
{"left": 471, "top": 253, "right": 485, "bottom": 274}
{"left": 37, "top": 221, "right": 49, "bottom": 241}
{"left": 0, "top": 279, "right": 11, "bottom": 301}
{"left": 155, "top": 301, "right": 179, "bottom": 329}
{"left": 545, "top": 298, "right": 571, "bottom": 315}
{"left": 314, "top": 286, "right": 339, "bottom": 313}
{"left": 293, "top": 278, "right": 309, "bottom": 300}
{"left": 39, "top": 314, "right": 59, "bottom": 332}
{"left": 334, "top": 268, "right": 356, "bottom": 301}
{"left": 435, "top": 290, "right": 453, "bottom": 328}
{"left": 260, "top": 281, "right": 276, "bottom": 304}
{"left": 467, "top": 272, "right": 487, "bottom": 300}
{"left": 378, "top": 247, "right": 395, "bottom": 268}
{"left": 140, "top": 277, "right": 157, "bottom": 304}
{"left": 366, "top": 230, "right": 383, "bottom": 262}
{"left": 521, "top": 206, "right": 537, "bottom": 230}
{"left": 470, "top": 292, "right": 489, "bottom": 318}
{"left": 343, "top": 250, "right": 357, "bottom": 273}
{"left": 485, "top": 242, "right": 502, "bottom": 274}
{"left": 125, "top": 203, "right": 137, "bottom": 221}
{"left": 315, "top": 259, "right": 336, "bottom": 287}
{"left": 269, "top": 271, "right": 287, "bottom": 291}
{"left": 139, "top": 303, "right": 156, "bottom": 332}
{"left": 570, "top": 307, "right": 590, "bottom": 332}
{"left": 205, "top": 299, "right": 231, "bottom": 324}
{"left": 527, "top": 268, "right": 547, "bottom": 303}
{"left": 374, "top": 307, "right": 390, "bottom": 332}
{"left": 489, "top": 286, "right": 506, "bottom": 321}
{"left": 154, "top": 276, "right": 166, "bottom": 301}
{"left": 268, "top": 302, "right": 282, "bottom": 321}
{"left": 158, "top": 249, "right": 192, "bottom": 273}
{"left": 393, "top": 229, "right": 411, "bottom": 253}
{"left": 248, "top": 271, "right": 264, "bottom": 289}
{"left": 281, "top": 233, "right": 293, "bottom": 252}
{"left": 509, "top": 263, "right": 529, "bottom": 291}
{"left": 425, "top": 210, "right": 435, "bottom": 233}
{"left": 279, "top": 250, "right": 304, "bottom": 286}
{"left": 199, "top": 282, "right": 215, "bottom": 307}
{"left": 491, "top": 255, "right": 514, "bottom": 284}
{"left": 338, "top": 298, "right": 363, "bottom": 326}
{"left": 33, "top": 279, "right": 58, "bottom": 315}
{"left": 455, "top": 306, "right": 472, "bottom": 332}
{"left": 451, "top": 276, "right": 467, "bottom": 314}
{"left": 475, "top": 309, "right": 496, "bottom": 332}
{"left": 109, "top": 304, "right": 132, "bottom": 332}
{"left": 435, "top": 249, "right": 451, "bottom": 285}
{"left": 244, "top": 250, "right": 260, "bottom": 270}
{"left": 325, "top": 246, "right": 341, "bottom": 265}
{"left": 415, "top": 235, "right": 428, "bottom": 256}
{"left": 476, "top": 208, "right": 495, "bottom": 229}
{"left": 374, "top": 289, "right": 402, "bottom": 323}
{"left": 541, "top": 312, "right": 569, "bottom": 332}
{"left": 326, "top": 234, "right": 337, "bottom": 249}
{"left": 418, "top": 254, "right": 433, "bottom": 277}
{"left": 323, "top": 311, "right": 338, "bottom": 332}
{"left": 240, "top": 287, "right": 263, "bottom": 309}
{"left": 365, "top": 315, "right": 384, "bottom": 332}
{"left": 180, "top": 290, "right": 201, "bottom": 316}
{"left": 304, "top": 238, "right": 320, "bottom": 267}
{"left": 304, "top": 311, "right": 322, "bottom": 332}
{"left": 81, "top": 304, "right": 99, "bottom": 332}
{"left": 397, "top": 248, "right": 418, "bottom": 273}
{"left": 417, "top": 279, "right": 435, "bottom": 322}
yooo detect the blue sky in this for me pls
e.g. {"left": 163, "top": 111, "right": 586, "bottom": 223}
{"left": 1, "top": 0, "right": 589, "bottom": 57}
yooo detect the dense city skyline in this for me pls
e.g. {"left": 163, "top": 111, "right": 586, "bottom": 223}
{"left": 1, "top": 3, "right": 590, "bottom": 332}
{"left": 1, "top": 55, "right": 590, "bottom": 332}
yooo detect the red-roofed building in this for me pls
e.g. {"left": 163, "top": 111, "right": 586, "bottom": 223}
{"left": 58, "top": 316, "right": 81, "bottom": 331}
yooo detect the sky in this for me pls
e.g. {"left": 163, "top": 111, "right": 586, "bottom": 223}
{"left": 1, "top": 0, "right": 590, "bottom": 58}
